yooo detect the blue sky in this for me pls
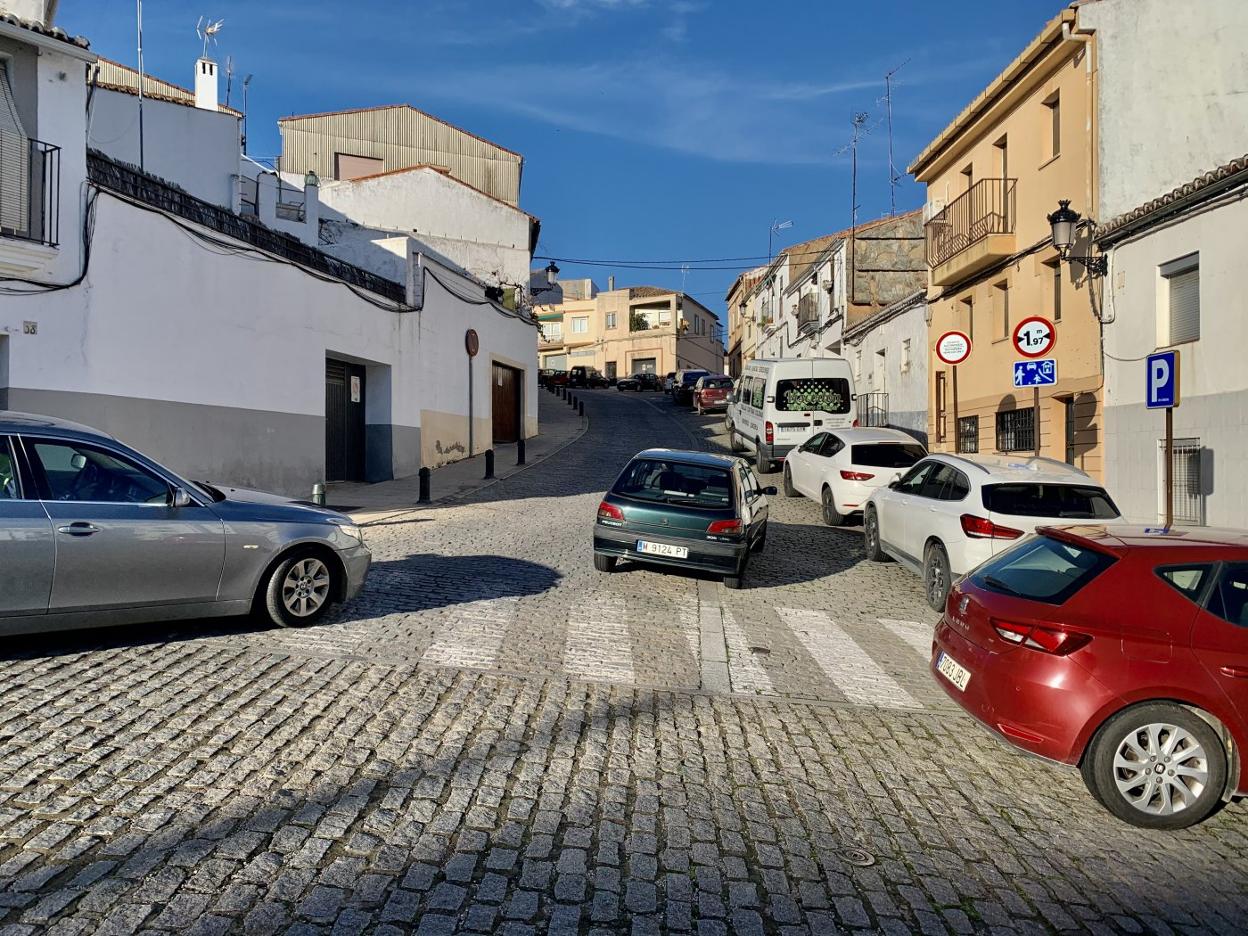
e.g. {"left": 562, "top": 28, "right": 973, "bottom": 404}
{"left": 61, "top": 0, "right": 1063, "bottom": 309}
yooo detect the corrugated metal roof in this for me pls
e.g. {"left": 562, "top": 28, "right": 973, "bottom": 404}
{"left": 279, "top": 103, "right": 521, "bottom": 158}
{"left": 89, "top": 57, "right": 243, "bottom": 118}
{"left": 1096, "top": 154, "right": 1248, "bottom": 241}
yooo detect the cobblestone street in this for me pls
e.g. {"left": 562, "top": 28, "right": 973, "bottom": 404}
{"left": 3, "top": 390, "right": 1248, "bottom": 934}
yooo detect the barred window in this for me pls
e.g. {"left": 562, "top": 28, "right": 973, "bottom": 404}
{"left": 957, "top": 416, "right": 979, "bottom": 454}
{"left": 995, "top": 409, "right": 1035, "bottom": 453}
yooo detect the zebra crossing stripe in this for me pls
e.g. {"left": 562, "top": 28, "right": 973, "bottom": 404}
{"left": 674, "top": 593, "right": 701, "bottom": 660}
{"left": 721, "top": 609, "right": 775, "bottom": 696}
{"left": 421, "top": 597, "right": 518, "bottom": 670}
{"left": 879, "top": 618, "right": 935, "bottom": 660}
{"left": 777, "top": 608, "right": 919, "bottom": 709}
{"left": 564, "top": 594, "right": 636, "bottom": 684}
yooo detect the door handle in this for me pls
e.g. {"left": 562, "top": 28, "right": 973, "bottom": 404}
{"left": 1219, "top": 665, "right": 1248, "bottom": 679}
{"left": 57, "top": 523, "right": 100, "bottom": 536}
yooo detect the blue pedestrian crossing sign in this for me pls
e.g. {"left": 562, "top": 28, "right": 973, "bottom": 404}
{"left": 1013, "top": 358, "right": 1057, "bottom": 388}
{"left": 1146, "top": 350, "right": 1180, "bottom": 409}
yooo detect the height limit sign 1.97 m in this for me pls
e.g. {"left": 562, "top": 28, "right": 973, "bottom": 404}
{"left": 1012, "top": 316, "right": 1056, "bottom": 359}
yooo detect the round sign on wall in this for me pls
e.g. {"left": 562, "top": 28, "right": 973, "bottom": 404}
{"left": 1012, "top": 316, "right": 1055, "bottom": 359}
{"left": 936, "top": 330, "right": 972, "bottom": 366}
{"left": 465, "top": 328, "right": 480, "bottom": 358}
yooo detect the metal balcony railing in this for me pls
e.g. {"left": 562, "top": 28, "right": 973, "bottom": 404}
{"left": 0, "top": 132, "right": 61, "bottom": 247}
{"left": 858, "top": 391, "right": 889, "bottom": 428}
{"left": 797, "top": 293, "right": 818, "bottom": 330}
{"left": 926, "top": 177, "right": 1015, "bottom": 268}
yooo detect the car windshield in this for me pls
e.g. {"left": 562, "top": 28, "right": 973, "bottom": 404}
{"left": 850, "top": 443, "right": 927, "bottom": 468}
{"left": 612, "top": 458, "right": 734, "bottom": 509}
{"left": 982, "top": 483, "right": 1120, "bottom": 519}
{"left": 970, "top": 535, "right": 1118, "bottom": 605}
{"left": 775, "top": 377, "right": 851, "bottom": 413}
{"left": 681, "top": 371, "right": 709, "bottom": 386}
{"left": 701, "top": 378, "right": 732, "bottom": 389}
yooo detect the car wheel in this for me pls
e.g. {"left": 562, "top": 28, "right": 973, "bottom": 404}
{"left": 821, "top": 486, "right": 845, "bottom": 526}
{"left": 729, "top": 429, "right": 744, "bottom": 453}
{"left": 1081, "top": 703, "right": 1227, "bottom": 830}
{"left": 263, "top": 550, "right": 338, "bottom": 627}
{"left": 755, "top": 442, "right": 771, "bottom": 474}
{"left": 923, "top": 542, "right": 952, "bottom": 612}
{"left": 723, "top": 557, "right": 747, "bottom": 589}
{"left": 593, "top": 553, "right": 617, "bottom": 573}
{"left": 864, "top": 507, "right": 889, "bottom": 562}
{"left": 782, "top": 464, "right": 797, "bottom": 497}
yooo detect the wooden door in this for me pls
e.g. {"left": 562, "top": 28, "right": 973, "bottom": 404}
{"left": 492, "top": 364, "right": 521, "bottom": 443}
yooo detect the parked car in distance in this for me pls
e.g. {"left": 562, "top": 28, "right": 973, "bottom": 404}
{"left": 782, "top": 427, "right": 927, "bottom": 526}
{"left": 568, "top": 366, "right": 609, "bottom": 388}
{"left": 592, "top": 448, "right": 775, "bottom": 589}
{"left": 0, "top": 411, "right": 371, "bottom": 636}
{"left": 617, "top": 373, "right": 661, "bottom": 392}
{"left": 663, "top": 372, "right": 677, "bottom": 394}
{"left": 727, "top": 357, "right": 857, "bottom": 474}
{"left": 864, "top": 454, "right": 1121, "bottom": 611}
{"left": 692, "top": 375, "right": 734, "bottom": 414}
{"left": 672, "top": 369, "right": 710, "bottom": 407}
{"left": 546, "top": 370, "right": 569, "bottom": 387}
{"left": 616, "top": 375, "right": 640, "bottom": 391}
{"left": 934, "top": 525, "right": 1248, "bottom": 829}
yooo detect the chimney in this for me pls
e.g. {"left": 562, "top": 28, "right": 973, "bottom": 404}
{"left": 6, "top": 1, "right": 58, "bottom": 24}
{"left": 608, "top": 275, "right": 615, "bottom": 291}
{"left": 195, "top": 58, "right": 219, "bottom": 112}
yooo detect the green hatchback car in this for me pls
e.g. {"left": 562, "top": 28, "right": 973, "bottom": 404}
{"left": 593, "top": 449, "right": 775, "bottom": 588}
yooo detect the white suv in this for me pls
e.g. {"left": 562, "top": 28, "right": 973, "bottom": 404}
{"left": 864, "top": 454, "right": 1122, "bottom": 611}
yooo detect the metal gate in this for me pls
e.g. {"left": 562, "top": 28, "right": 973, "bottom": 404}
{"left": 492, "top": 364, "right": 521, "bottom": 444}
{"left": 325, "top": 359, "right": 366, "bottom": 482}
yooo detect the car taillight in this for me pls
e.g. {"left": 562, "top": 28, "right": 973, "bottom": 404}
{"left": 840, "top": 470, "right": 875, "bottom": 481}
{"left": 706, "top": 519, "right": 743, "bottom": 535}
{"left": 597, "top": 501, "right": 624, "bottom": 522}
{"left": 960, "top": 514, "right": 1024, "bottom": 539}
{"left": 992, "top": 619, "right": 1091, "bottom": 655}
{"left": 764, "top": 421, "right": 774, "bottom": 444}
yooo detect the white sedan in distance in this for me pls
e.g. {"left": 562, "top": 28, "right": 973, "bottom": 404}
{"left": 781, "top": 427, "right": 927, "bottom": 526}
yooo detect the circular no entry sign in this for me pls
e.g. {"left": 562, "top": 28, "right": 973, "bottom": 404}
{"left": 1013, "top": 316, "right": 1055, "bottom": 359}
{"left": 936, "top": 330, "right": 972, "bottom": 366}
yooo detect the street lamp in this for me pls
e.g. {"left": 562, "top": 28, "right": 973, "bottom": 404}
{"left": 1047, "top": 199, "right": 1107, "bottom": 276}
{"left": 530, "top": 260, "right": 561, "bottom": 298}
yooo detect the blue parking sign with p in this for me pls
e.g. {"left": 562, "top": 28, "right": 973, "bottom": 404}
{"left": 1146, "top": 350, "right": 1179, "bottom": 409}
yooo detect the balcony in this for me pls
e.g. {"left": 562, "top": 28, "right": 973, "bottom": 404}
{"left": 0, "top": 132, "right": 61, "bottom": 275}
{"left": 857, "top": 391, "right": 889, "bottom": 428}
{"left": 925, "top": 178, "right": 1015, "bottom": 287}
{"left": 797, "top": 293, "right": 819, "bottom": 332}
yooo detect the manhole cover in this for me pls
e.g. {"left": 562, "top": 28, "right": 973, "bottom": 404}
{"left": 840, "top": 847, "right": 875, "bottom": 867}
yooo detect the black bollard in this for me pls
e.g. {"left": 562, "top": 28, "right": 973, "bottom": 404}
{"left": 578, "top": 399, "right": 584, "bottom": 417}
{"left": 418, "top": 466, "right": 431, "bottom": 503}
{"left": 484, "top": 449, "right": 495, "bottom": 479}
{"left": 516, "top": 438, "right": 526, "bottom": 465}
{"left": 568, "top": 392, "right": 575, "bottom": 407}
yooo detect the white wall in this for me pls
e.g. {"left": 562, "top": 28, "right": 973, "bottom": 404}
{"left": 318, "top": 167, "right": 533, "bottom": 288}
{"left": 843, "top": 297, "right": 929, "bottom": 443}
{"left": 89, "top": 89, "right": 240, "bottom": 208}
{"left": 1080, "top": 0, "right": 1248, "bottom": 218}
{"left": 1103, "top": 192, "right": 1248, "bottom": 525}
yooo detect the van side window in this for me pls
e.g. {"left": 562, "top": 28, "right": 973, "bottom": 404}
{"left": 751, "top": 377, "right": 765, "bottom": 409}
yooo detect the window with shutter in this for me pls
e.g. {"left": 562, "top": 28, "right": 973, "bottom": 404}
{"left": 0, "top": 60, "right": 31, "bottom": 236}
{"left": 1162, "top": 255, "right": 1200, "bottom": 345}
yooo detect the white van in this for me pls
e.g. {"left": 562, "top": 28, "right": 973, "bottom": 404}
{"left": 727, "top": 357, "right": 857, "bottom": 473}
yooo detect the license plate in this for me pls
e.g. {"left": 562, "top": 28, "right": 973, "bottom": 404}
{"left": 936, "top": 651, "right": 971, "bottom": 691}
{"left": 636, "top": 540, "right": 688, "bottom": 559}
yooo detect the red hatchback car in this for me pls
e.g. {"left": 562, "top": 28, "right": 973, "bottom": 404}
{"left": 692, "top": 375, "right": 733, "bottom": 415}
{"left": 932, "top": 524, "right": 1248, "bottom": 829}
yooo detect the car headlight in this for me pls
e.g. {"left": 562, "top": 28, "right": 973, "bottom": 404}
{"left": 334, "top": 522, "right": 364, "bottom": 543}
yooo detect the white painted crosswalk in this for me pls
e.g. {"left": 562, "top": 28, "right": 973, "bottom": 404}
{"left": 563, "top": 593, "right": 636, "bottom": 684}
{"left": 879, "top": 618, "right": 936, "bottom": 660}
{"left": 776, "top": 608, "right": 919, "bottom": 709}
{"left": 421, "top": 597, "right": 518, "bottom": 669}
{"left": 721, "top": 608, "right": 776, "bottom": 695}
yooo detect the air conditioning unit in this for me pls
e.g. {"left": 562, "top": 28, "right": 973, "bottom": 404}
{"left": 923, "top": 198, "right": 947, "bottom": 223}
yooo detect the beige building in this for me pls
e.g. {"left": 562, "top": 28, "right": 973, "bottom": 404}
{"left": 538, "top": 286, "right": 724, "bottom": 379}
{"left": 909, "top": 7, "right": 1103, "bottom": 476}
{"left": 725, "top": 268, "right": 765, "bottom": 377}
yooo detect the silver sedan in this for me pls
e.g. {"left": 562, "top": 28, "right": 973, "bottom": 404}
{"left": 0, "top": 411, "right": 370, "bottom": 636}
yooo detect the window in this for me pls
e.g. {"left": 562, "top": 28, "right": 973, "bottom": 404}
{"left": 605, "top": 312, "right": 617, "bottom": 330}
{"left": 957, "top": 416, "right": 979, "bottom": 454}
{"left": 29, "top": 441, "right": 170, "bottom": 504}
{"left": 544, "top": 322, "right": 562, "bottom": 341}
{"left": 1162, "top": 437, "right": 1205, "bottom": 525}
{"left": 961, "top": 296, "right": 974, "bottom": 342}
{"left": 799, "top": 433, "right": 828, "bottom": 454}
{"left": 850, "top": 443, "right": 926, "bottom": 469}
{"left": 995, "top": 408, "right": 1035, "bottom": 453}
{"left": 1, "top": 59, "right": 31, "bottom": 236}
{"left": 775, "top": 378, "right": 851, "bottom": 414}
{"left": 961, "top": 163, "right": 973, "bottom": 192}
{"left": 1048, "top": 260, "right": 1062, "bottom": 322}
{"left": 993, "top": 281, "right": 1010, "bottom": 339}
{"left": 570, "top": 317, "right": 589, "bottom": 334}
{"left": 0, "top": 436, "right": 22, "bottom": 499}
{"left": 1157, "top": 565, "right": 1213, "bottom": 603}
{"left": 1162, "top": 254, "right": 1199, "bottom": 345}
{"left": 901, "top": 339, "right": 911, "bottom": 374}
{"left": 612, "top": 458, "right": 734, "bottom": 510}
{"left": 1207, "top": 563, "right": 1248, "bottom": 628}
{"left": 820, "top": 434, "right": 845, "bottom": 458}
{"left": 1043, "top": 92, "right": 1060, "bottom": 159}
{"left": 969, "top": 535, "right": 1117, "bottom": 606}
{"left": 895, "top": 461, "right": 937, "bottom": 495}
{"left": 920, "top": 464, "right": 959, "bottom": 500}
{"left": 750, "top": 377, "right": 764, "bottom": 409}
{"left": 605, "top": 361, "right": 617, "bottom": 379}
{"left": 981, "top": 483, "right": 1120, "bottom": 520}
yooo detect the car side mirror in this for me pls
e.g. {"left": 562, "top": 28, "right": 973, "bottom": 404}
{"left": 171, "top": 487, "right": 193, "bottom": 508}
{"left": 762, "top": 486, "right": 778, "bottom": 496}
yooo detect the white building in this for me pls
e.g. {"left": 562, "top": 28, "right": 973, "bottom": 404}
{"left": 840, "top": 290, "right": 930, "bottom": 443}
{"left": 1, "top": 5, "right": 538, "bottom": 496}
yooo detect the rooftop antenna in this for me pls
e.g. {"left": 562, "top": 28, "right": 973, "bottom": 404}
{"left": 135, "top": 0, "right": 145, "bottom": 171}
{"left": 768, "top": 218, "right": 793, "bottom": 263}
{"left": 242, "top": 74, "right": 253, "bottom": 154}
{"left": 196, "top": 16, "right": 224, "bottom": 59}
{"left": 883, "top": 59, "right": 910, "bottom": 216}
{"left": 224, "top": 55, "right": 233, "bottom": 107}
{"left": 849, "top": 111, "right": 870, "bottom": 303}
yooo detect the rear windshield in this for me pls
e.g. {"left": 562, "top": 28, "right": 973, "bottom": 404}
{"left": 970, "top": 535, "right": 1117, "bottom": 605}
{"left": 680, "top": 371, "right": 709, "bottom": 386}
{"left": 612, "top": 459, "right": 734, "bottom": 509}
{"left": 982, "top": 483, "right": 1120, "bottom": 519}
{"left": 701, "top": 378, "right": 732, "bottom": 389}
{"left": 850, "top": 443, "right": 926, "bottom": 468}
{"left": 775, "top": 377, "right": 851, "bottom": 413}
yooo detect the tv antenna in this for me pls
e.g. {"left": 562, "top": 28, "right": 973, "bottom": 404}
{"left": 224, "top": 55, "right": 233, "bottom": 106}
{"left": 768, "top": 218, "right": 793, "bottom": 263}
{"left": 883, "top": 59, "right": 910, "bottom": 216}
{"left": 849, "top": 111, "right": 870, "bottom": 302}
{"left": 196, "top": 16, "right": 224, "bottom": 58}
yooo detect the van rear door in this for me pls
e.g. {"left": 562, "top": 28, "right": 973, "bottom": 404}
{"left": 771, "top": 363, "right": 855, "bottom": 445}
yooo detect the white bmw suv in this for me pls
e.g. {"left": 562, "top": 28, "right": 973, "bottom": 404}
{"left": 864, "top": 454, "right": 1122, "bottom": 611}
